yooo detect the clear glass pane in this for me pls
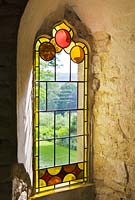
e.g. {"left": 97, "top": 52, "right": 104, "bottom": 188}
{"left": 56, "top": 111, "right": 69, "bottom": 138}
{"left": 39, "top": 140, "right": 54, "bottom": 168}
{"left": 39, "top": 112, "right": 54, "bottom": 140}
{"left": 47, "top": 82, "right": 77, "bottom": 111}
{"left": 70, "top": 111, "right": 77, "bottom": 136}
{"left": 55, "top": 138, "right": 69, "bottom": 165}
{"left": 78, "top": 83, "right": 84, "bottom": 109}
{"left": 77, "top": 110, "right": 84, "bottom": 135}
{"left": 40, "top": 57, "right": 55, "bottom": 81}
{"left": 71, "top": 60, "right": 78, "bottom": 81}
{"left": 56, "top": 50, "right": 70, "bottom": 81}
{"left": 39, "top": 82, "right": 46, "bottom": 111}
{"left": 70, "top": 136, "right": 84, "bottom": 163}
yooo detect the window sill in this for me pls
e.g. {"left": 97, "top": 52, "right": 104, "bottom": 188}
{"left": 29, "top": 183, "right": 94, "bottom": 200}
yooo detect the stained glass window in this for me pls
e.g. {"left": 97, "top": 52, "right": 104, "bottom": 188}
{"left": 33, "top": 21, "right": 89, "bottom": 193}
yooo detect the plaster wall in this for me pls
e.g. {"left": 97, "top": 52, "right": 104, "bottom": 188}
{"left": 17, "top": 0, "right": 135, "bottom": 199}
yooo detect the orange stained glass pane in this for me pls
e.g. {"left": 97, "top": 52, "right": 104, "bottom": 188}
{"left": 39, "top": 42, "right": 56, "bottom": 61}
{"left": 50, "top": 38, "right": 62, "bottom": 53}
{"left": 63, "top": 173, "right": 76, "bottom": 182}
{"left": 71, "top": 46, "right": 84, "bottom": 63}
{"left": 48, "top": 176, "right": 62, "bottom": 186}
{"left": 63, "top": 164, "right": 76, "bottom": 173}
{"left": 48, "top": 166, "right": 62, "bottom": 175}
{"left": 64, "top": 41, "right": 75, "bottom": 54}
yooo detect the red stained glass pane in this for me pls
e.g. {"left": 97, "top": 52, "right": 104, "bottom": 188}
{"left": 39, "top": 42, "right": 55, "bottom": 61}
{"left": 55, "top": 29, "right": 71, "bottom": 48}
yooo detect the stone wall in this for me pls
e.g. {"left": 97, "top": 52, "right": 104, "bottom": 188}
{"left": 92, "top": 15, "right": 135, "bottom": 199}
{"left": 0, "top": 1, "right": 27, "bottom": 199}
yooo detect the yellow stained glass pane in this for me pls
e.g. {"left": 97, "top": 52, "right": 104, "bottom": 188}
{"left": 64, "top": 41, "right": 75, "bottom": 54}
{"left": 83, "top": 46, "right": 88, "bottom": 54}
{"left": 63, "top": 173, "right": 76, "bottom": 182}
{"left": 84, "top": 109, "right": 87, "bottom": 121}
{"left": 71, "top": 46, "right": 84, "bottom": 63}
{"left": 43, "top": 185, "right": 54, "bottom": 191}
{"left": 85, "top": 96, "right": 87, "bottom": 110}
{"left": 85, "top": 135, "right": 87, "bottom": 148}
{"left": 35, "top": 112, "right": 38, "bottom": 126}
{"left": 35, "top": 157, "right": 39, "bottom": 170}
{"left": 85, "top": 54, "right": 88, "bottom": 68}
{"left": 84, "top": 122, "right": 87, "bottom": 135}
{"left": 35, "top": 141, "right": 38, "bottom": 156}
{"left": 39, "top": 179, "right": 46, "bottom": 187}
{"left": 39, "top": 37, "right": 50, "bottom": 43}
{"left": 36, "top": 171, "right": 39, "bottom": 188}
{"left": 39, "top": 169, "right": 46, "bottom": 178}
{"left": 35, "top": 52, "right": 39, "bottom": 66}
{"left": 35, "top": 97, "right": 38, "bottom": 111}
{"left": 35, "top": 40, "right": 41, "bottom": 51}
{"left": 76, "top": 42, "right": 85, "bottom": 48}
{"left": 35, "top": 67, "right": 39, "bottom": 81}
{"left": 84, "top": 162, "right": 87, "bottom": 177}
{"left": 85, "top": 69, "right": 87, "bottom": 81}
{"left": 78, "top": 162, "right": 84, "bottom": 170}
{"left": 50, "top": 38, "right": 62, "bottom": 53}
{"left": 48, "top": 166, "right": 62, "bottom": 175}
{"left": 55, "top": 22, "right": 70, "bottom": 32}
{"left": 85, "top": 83, "right": 87, "bottom": 95}
{"left": 70, "top": 179, "right": 83, "bottom": 185}
{"left": 84, "top": 149, "right": 88, "bottom": 161}
{"left": 69, "top": 30, "right": 73, "bottom": 38}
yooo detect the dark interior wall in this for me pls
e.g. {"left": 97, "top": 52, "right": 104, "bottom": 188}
{"left": 0, "top": 1, "right": 27, "bottom": 199}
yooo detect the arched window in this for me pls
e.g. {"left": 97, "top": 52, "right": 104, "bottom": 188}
{"left": 33, "top": 21, "right": 89, "bottom": 193}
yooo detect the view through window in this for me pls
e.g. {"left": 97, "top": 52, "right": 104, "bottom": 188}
{"left": 33, "top": 21, "right": 89, "bottom": 193}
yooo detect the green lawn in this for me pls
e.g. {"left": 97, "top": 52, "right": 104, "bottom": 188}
{"left": 39, "top": 141, "right": 77, "bottom": 168}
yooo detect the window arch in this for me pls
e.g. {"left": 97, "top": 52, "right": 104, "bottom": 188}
{"left": 33, "top": 21, "right": 89, "bottom": 193}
